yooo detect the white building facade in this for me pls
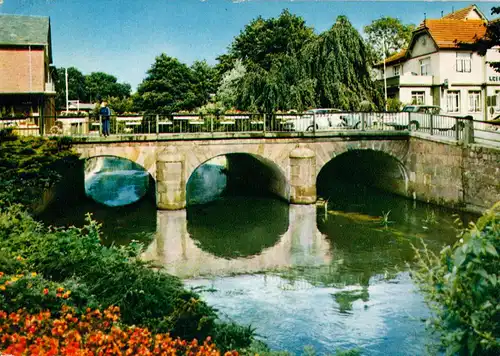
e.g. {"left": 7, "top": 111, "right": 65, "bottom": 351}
{"left": 377, "top": 5, "right": 500, "bottom": 121}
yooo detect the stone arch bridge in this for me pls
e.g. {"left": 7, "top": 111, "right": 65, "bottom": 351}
{"left": 73, "top": 133, "right": 500, "bottom": 213}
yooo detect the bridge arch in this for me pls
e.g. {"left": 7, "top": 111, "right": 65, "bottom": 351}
{"left": 186, "top": 152, "right": 290, "bottom": 206}
{"left": 84, "top": 155, "right": 155, "bottom": 207}
{"left": 316, "top": 148, "right": 409, "bottom": 199}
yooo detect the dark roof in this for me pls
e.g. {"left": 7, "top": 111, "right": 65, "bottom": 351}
{"left": 0, "top": 14, "right": 52, "bottom": 63}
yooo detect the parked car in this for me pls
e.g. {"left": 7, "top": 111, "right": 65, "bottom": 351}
{"left": 383, "top": 105, "right": 465, "bottom": 131}
{"left": 282, "top": 108, "right": 344, "bottom": 131}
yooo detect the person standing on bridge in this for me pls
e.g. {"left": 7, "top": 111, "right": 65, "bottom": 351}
{"left": 99, "top": 100, "right": 111, "bottom": 137}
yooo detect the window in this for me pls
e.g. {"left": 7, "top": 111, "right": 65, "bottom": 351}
{"left": 411, "top": 91, "right": 425, "bottom": 105}
{"left": 447, "top": 91, "right": 460, "bottom": 113}
{"left": 456, "top": 53, "right": 472, "bottom": 73}
{"left": 393, "top": 65, "right": 400, "bottom": 76}
{"left": 496, "top": 90, "right": 500, "bottom": 112}
{"left": 419, "top": 58, "right": 430, "bottom": 76}
{"left": 468, "top": 91, "right": 481, "bottom": 112}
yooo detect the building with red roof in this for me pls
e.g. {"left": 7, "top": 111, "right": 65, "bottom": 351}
{"left": 375, "top": 4, "right": 500, "bottom": 121}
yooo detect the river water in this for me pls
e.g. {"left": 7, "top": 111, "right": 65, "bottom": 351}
{"left": 38, "top": 157, "right": 475, "bottom": 355}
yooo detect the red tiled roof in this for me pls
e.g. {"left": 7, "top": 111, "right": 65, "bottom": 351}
{"left": 423, "top": 19, "right": 487, "bottom": 48}
{"left": 442, "top": 5, "right": 478, "bottom": 20}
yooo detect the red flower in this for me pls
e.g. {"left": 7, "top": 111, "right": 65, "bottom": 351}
{"left": 43, "top": 288, "right": 49, "bottom": 295}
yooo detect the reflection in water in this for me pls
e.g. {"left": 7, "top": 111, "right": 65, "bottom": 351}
{"left": 85, "top": 156, "right": 150, "bottom": 207}
{"left": 142, "top": 202, "right": 331, "bottom": 278}
{"left": 39, "top": 167, "right": 477, "bottom": 355}
{"left": 187, "top": 197, "right": 289, "bottom": 258}
{"left": 38, "top": 197, "right": 157, "bottom": 246}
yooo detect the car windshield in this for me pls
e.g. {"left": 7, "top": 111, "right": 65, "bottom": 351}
{"left": 402, "top": 106, "right": 416, "bottom": 112}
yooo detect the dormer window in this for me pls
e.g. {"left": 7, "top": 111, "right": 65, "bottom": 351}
{"left": 456, "top": 53, "right": 471, "bottom": 73}
{"left": 419, "top": 58, "right": 430, "bottom": 76}
{"left": 393, "top": 65, "right": 400, "bottom": 76}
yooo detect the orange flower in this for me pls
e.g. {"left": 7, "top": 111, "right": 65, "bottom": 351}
{"left": 43, "top": 288, "right": 49, "bottom": 295}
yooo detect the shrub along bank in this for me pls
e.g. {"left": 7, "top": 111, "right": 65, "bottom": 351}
{"left": 0, "top": 132, "right": 254, "bottom": 352}
{"left": 413, "top": 202, "right": 500, "bottom": 355}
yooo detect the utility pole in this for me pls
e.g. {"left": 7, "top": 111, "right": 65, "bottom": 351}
{"left": 65, "top": 68, "right": 69, "bottom": 113}
{"left": 382, "top": 37, "right": 388, "bottom": 111}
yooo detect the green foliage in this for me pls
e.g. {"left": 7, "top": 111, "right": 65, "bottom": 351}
{"left": 412, "top": 202, "right": 500, "bottom": 355}
{"left": 229, "top": 9, "right": 316, "bottom": 71}
{"left": 387, "top": 98, "right": 403, "bottom": 112}
{"left": 191, "top": 60, "right": 218, "bottom": 107}
{"left": 54, "top": 67, "right": 132, "bottom": 109}
{"left": 135, "top": 54, "right": 215, "bottom": 114}
{"left": 239, "top": 342, "right": 361, "bottom": 356}
{"left": 55, "top": 67, "right": 88, "bottom": 109}
{"left": 0, "top": 135, "right": 80, "bottom": 209}
{"left": 0, "top": 271, "right": 98, "bottom": 316}
{"left": 236, "top": 56, "right": 317, "bottom": 113}
{"left": 363, "top": 17, "right": 415, "bottom": 63}
{"left": 476, "top": 7, "right": 500, "bottom": 73}
{"left": 85, "top": 71, "right": 131, "bottom": 101}
{"left": 0, "top": 206, "right": 254, "bottom": 351}
{"left": 304, "top": 16, "right": 384, "bottom": 111}
{"left": 107, "top": 96, "right": 134, "bottom": 114}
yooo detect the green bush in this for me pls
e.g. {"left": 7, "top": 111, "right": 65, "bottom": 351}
{"left": 0, "top": 206, "right": 253, "bottom": 351}
{"left": 412, "top": 202, "right": 500, "bottom": 355}
{"left": 0, "top": 135, "right": 80, "bottom": 209}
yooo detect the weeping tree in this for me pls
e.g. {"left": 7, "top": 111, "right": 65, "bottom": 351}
{"left": 236, "top": 55, "right": 316, "bottom": 113}
{"left": 304, "top": 16, "right": 384, "bottom": 111}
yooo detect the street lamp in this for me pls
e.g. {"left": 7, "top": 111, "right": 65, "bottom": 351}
{"left": 382, "top": 37, "right": 388, "bottom": 111}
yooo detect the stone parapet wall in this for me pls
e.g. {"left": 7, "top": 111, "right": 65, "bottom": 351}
{"left": 407, "top": 136, "right": 500, "bottom": 212}
{"left": 462, "top": 145, "right": 500, "bottom": 213}
{"left": 406, "top": 137, "right": 464, "bottom": 208}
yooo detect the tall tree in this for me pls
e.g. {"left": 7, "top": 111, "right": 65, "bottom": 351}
{"left": 216, "top": 59, "right": 246, "bottom": 109}
{"left": 304, "top": 16, "right": 384, "bottom": 110}
{"left": 85, "top": 72, "right": 131, "bottom": 102}
{"left": 236, "top": 55, "right": 316, "bottom": 113}
{"left": 477, "top": 7, "right": 500, "bottom": 72}
{"left": 134, "top": 54, "right": 196, "bottom": 113}
{"left": 364, "top": 17, "right": 415, "bottom": 62}
{"left": 54, "top": 67, "right": 88, "bottom": 109}
{"left": 190, "top": 60, "right": 217, "bottom": 108}
{"left": 228, "top": 9, "right": 315, "bottom": 70}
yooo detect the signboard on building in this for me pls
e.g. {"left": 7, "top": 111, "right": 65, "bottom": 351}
{"left": 488, "top": 76, "right": 500, "bottom": 82}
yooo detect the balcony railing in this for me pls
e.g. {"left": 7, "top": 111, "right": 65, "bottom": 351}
{"left": 386, "top": 74, "right": 434, "bottom": 87}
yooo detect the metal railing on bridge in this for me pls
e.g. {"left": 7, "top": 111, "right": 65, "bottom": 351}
{"left": 1, "top": 111, "right": 499, "bottom": 147}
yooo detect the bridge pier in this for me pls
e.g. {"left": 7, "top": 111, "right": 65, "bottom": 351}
{"left": 156, "top": 147, "right": 186, "bottom": 210}
{"left": 289, "top": 144, "right": 317, "bottom": 204}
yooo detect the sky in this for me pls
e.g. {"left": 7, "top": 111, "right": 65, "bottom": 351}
{"left": 0, "top": 0, "right": 498, "bottom": 92}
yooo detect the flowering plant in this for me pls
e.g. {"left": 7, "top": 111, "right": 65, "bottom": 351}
{"left": 0, "top": 305, "right": 236, "bottom": 356}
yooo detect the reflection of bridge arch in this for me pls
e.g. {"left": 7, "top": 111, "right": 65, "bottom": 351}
{"left": 142, "top": 205, "right": 332, "bottom": 278}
